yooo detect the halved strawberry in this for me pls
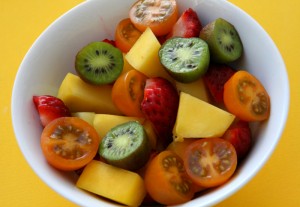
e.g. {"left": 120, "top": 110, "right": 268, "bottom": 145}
{"left": 141, "top": 77, "right": 179, "bottom": 149}
{"left": 222, "top": 119, "right": 252, "bottom": 161}
{"left": 102, "top": 38, "right": 116, "bottom": 47}
{"left": 203, "top": 64, "right": 236, "bottom": 104}
{"left": 33, "top": 95, "right": 71, "bottom": 127}
{"left": 167, "top": 8, "right": 202, "bottom": 39}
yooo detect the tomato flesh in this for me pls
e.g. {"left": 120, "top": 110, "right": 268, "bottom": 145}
{"left": 129, "top": 0, "right": 179, "bottom": 36}
{"left": 112, "top": 69, "right": 147, "bottom": 117}
{"left": 224, "top": 70, "right": 270, "bottom": 121}
{"left": 144, "top": 150, "right": 194, "bottom": 205}
{"left": 184, "top": 138, "right": 237, "bottom": 188}
{"left": 41, "top": 117, "right": 100, "bottom": 171}
{"left": 115, "top": 18, "right": 142, "bottom": 53}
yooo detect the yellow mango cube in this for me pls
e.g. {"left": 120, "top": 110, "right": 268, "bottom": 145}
{"left": 76, "top": 160, "right": 146, "bottom": 207}
{"left": 173, "top": 92, "right": 235, "bottom": 141}
{"left": 175, "top": 78, "right": 210, "bottom": 103}
{"left": 71, "top": 112, "right": 95, "bottom": 125}
{"left": 125, "top": 27, "right": 173, "bottom": 82}
{"left": 57, "top": 73, "right": 122, "bottom": 115}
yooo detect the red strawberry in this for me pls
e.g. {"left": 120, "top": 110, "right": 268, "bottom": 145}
{"left": 33, "top": 95, "right": 71, "bottom": 127}
{"left": 167, "top": 8, "right": 202, "bottom": 39}
{"left": 203, "top": 64, "right": 236, "bottom": 104}
{"left": 141, "top": 77, "right": 179, "bottom": 149}
{"left": 222, "top": 120, "right": 252, "bottom": 161}
{"left": 102, "top": 38, "right": 116, "bottom": 47}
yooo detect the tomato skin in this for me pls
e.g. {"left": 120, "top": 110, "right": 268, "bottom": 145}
{"left": 112, "top": 69, "right": 147, "bottom": 117}
{"left": 41, "top": 117, "right": 100, "bottom": 171}
{"left": 223, "top": 70, "right": 270, "bottom": 121}
{"left": 129, "top": 0, "right": 179, "bottom": 36}
{"left": 144, "top": 150, "right": 194, "bottom": 205}
{"left": 115, "top": 18, "right": 142, "bottom": 53}
{"left": 183, "top": 138, "right": 237, "bottom": 188}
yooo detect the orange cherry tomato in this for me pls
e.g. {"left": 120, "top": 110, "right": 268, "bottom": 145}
{"left": 223, "top": 70, "right": 270, "bottom": 121}
{"left": 115, "top": 18, "right": 142, "bottom": 53}
{"left": 144, "top": 150, "right": 194, "bottom": 205}
{"left": 41, "top": 117, "right": 100, "bottom": 171}
{"left": 129, "top": 0, "right": 179, "bottom": 36}
{"left": 183, "top": 138, "right": 237, "bottom": 188}
{"left": 112, "top": 69, "right": 147, "bottom": 117}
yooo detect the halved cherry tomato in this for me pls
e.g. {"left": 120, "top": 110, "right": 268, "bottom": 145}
{"left": 129, "top": 0, "right": 179, "bottom": 36}
{"left": 41, "top": 117, "right": 100, "bottom": 171}
{"left": 112, "top": 69, "right": 147, "bottom": 117}
{"left": 183, "top": 138, "right": 237, "bottom": 188}
{"left": 223, "top": 70, "right": 270, "bottom": 121}
{"left": 144, "top": 150, "right": 194, "bottom": 205}
{"left": 115, "top": 18, "right": 142, "bottom": 53}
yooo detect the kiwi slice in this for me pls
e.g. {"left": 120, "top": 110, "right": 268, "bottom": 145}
{"left": 159, "top": 37, "right": 210, "bottom": 83}
{"left": 99, "top": 121, "right": 151, "bottom": 171}
{"left": 200, "top": 18, "right": 243, "bottom": 63}
{"left": 75, "top": 41, "right": 123, "bottom": 85}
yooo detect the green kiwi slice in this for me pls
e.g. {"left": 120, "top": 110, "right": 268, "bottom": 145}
{"left": 99, "top": 121, "right": 151, "bottom": 171}
{"left": 75, "top": 41, "right": 123, "bottom": 85}
{"left": 159, "top": 37, "right": 210, "bottom": 83}
{"left": 200, "top": 18, "right": 243, "bottom": 63}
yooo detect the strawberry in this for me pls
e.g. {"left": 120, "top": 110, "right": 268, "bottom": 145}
{"left": 167, "top": 8, "right": 202, "bottom": 39}
{"left": 33, "top": 95, "right": 71, "bottom": 127}
{"left": 102, "top": 38, "right": 116, "bottom": 47}
{"left": 222, "top": 120, "right": 252, "bottom": 161}
{"left": 203, "top": 64, "right": 236, "bottom": 104}
{"left": 141, "top": 77, "right": 179, "bottom": 149}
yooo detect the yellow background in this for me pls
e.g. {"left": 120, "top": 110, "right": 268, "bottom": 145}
{"left": 1, "top": 0, "right": 299, "bottom": 206}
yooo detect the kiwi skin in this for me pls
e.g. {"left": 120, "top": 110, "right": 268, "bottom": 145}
{"left": 200, "top": 18, "right": 243, "bottom": 63}
{"left": 75, "top": 41, "right": 124, "bottom": 85}
{"left": 99, "top": 121, "right": 151, "bottom": 171}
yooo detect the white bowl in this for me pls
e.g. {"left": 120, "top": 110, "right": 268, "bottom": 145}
{"left": 11, "top": 0, "right": 289, "bottom": 206}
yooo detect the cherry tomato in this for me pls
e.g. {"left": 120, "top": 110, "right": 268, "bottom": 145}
{"left": 144, "top": 150, "right": 194, "bottom": 205}
{"left": 41, "top": 117, "right": 100, "bottom": 171}
{"left": 115, "top": 18, "right": 142, "bottom": 53}
{"left": 223, "top": 70, "right": 270, "bottom": 121}
{"left": 129, "top": 0, "right": 179, "bottom": 36}
{"left": 183, "top": 138, "right": 237, "bottom": 188}
{"left": 112, "top": 69, "right": 147, "bottom": 117}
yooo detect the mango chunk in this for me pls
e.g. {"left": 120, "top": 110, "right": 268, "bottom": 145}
{"left": 93, "top": 114, "right": 157, "bottom": 149}
{"left": 57, "top": 73, "right": 122, "bottom": 115}
{"left": 76, "top": 160, "right": 146, "bottom": 207}
{"left": 125, "top": 27, "right": 173, "bottom": 82}
{"left": 71, "top": 112, "right": 95, "bottom": 125}
{"left": 173, "top": 92, "right": 235, "bottom": 141}
{"left": 175, "top": 78, "right": 210, "bottom": 103}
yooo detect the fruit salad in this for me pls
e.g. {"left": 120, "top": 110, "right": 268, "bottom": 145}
{"left": 32, "top": 0, "right": 271, "bottom": 206}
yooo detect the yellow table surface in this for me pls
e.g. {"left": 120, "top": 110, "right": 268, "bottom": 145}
{"left": 1, "top": 0, "right": 299, "bottom": 206}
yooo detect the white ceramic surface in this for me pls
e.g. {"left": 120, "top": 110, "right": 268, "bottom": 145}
{"left": 11, "top": 0, "right": 289, "bottom": 206}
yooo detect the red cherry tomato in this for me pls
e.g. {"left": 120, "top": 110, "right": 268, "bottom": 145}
{"left": 183, "top": 138, "right": 237, "bottom": 188}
